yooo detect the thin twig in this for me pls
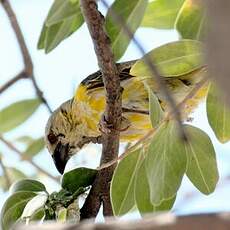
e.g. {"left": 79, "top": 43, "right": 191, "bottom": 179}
{"left": 101, "top": 0, "right": 186, "bottom": 140}
{"left": 0, "top": 136, "right": 59, "bottom": 182}
{"left": 98, "top": 75, "right": 209, "bottom": 171}
{"left": 0, "top": 155, "right": 11, "bottom": 189}
{"left": 1, "top": 0, "right": 52, "bottom": 113}
{"left": 0, "top": 71, "right": 28, "bottom": 94}
{"left": 30, "top": 75, "right": 52, "bottom": 113}
{"left": 1, "top": 0, "right": 33, "bottom": 74}
{"left": 80, "top": 0, "right": 122, "bottom": 219}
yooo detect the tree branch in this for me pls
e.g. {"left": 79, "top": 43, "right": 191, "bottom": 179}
{"left": 80, "top": 0, "right": 122, "bottom": 220}
{"left": 1, "top": 0, "right": 52, "bottom": 113}
{"left": 17, "top": 212, "right": 230, "bottom": 230}
{"left": 0, "top": 136, "right": 59, "bottom": 182}
{"left": 0, "top": 71, "right": 28, "bottom": 94}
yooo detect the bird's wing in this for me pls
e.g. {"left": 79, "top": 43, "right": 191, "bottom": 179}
{"left": 78, "top": 60, "right": 150, "bottom": 113}
{"left": 80, "top": 60, "right": 136, "bottom": 91}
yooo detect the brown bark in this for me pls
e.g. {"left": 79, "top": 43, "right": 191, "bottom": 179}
{"left": 16, "top": 212, "right": 230, "bottom": 230}
{"left": 79, "top": 0, "right": 122, "bottom": 219}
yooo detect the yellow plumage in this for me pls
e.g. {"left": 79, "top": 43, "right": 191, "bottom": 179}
{"left": 45, "top": 60, "right": 208, "bottom": 174}
{"left": 74, "top": 61, "right": 208, "bottom": 142}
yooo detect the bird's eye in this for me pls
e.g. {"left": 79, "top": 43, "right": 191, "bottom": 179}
{"left": 47, "top": 133, "right": 58, "bottom": 144}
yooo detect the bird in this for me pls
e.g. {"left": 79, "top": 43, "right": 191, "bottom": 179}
{"left": 45, "top": 60, "right": 208, "bottom": 174}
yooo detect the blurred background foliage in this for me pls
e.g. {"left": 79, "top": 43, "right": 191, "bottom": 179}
{"left": 1, "top": 0, "right": 230, "bottom": 227}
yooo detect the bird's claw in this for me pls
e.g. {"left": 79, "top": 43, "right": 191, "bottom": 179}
{"left": 186, "top": 117, "right": 194, "bottom": 122}
{"left": 99, "top": 115, "right": 130, "bottom": 134}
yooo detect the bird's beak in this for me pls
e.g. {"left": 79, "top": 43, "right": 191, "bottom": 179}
{"left": 52, "top": 142, "right": 70, "bottom": 174}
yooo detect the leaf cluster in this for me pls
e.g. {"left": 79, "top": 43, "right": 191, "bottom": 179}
{"left": 1, "top": 167, "right": 97, "bottom": 229}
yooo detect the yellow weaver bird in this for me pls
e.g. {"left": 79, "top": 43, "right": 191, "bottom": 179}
{"left": 45, "top": 60, "right": 208, "bottom": 174}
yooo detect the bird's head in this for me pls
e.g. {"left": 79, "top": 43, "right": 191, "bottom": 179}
{"left": 45, "top": 99, "right": 88, "bottom": 174}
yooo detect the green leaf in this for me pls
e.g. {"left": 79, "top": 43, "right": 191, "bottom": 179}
{"left": 0, "top": 167, "right": 26, "bottom": 191}
{"left": 56, "top": 207, "right": 67, "bottom": 223}
{"left": 111, "top": 149, "right": 142, "bottom": 216}
{"left": 22, "top": 137, "right": 45, "bottom": 160}
{"left": 0, "top": 99, "right": 41, "bottom": 133}
{"left": 145, "top": 85, "right": 164, "bottom": 127}
{"left": 10, "top": 179, "right": 46, "bottom": 194}
{"left": 37, "top": 0, "right": 84, "bottom": 53}
{"left": 66, "top": 200, "right": 80, "bottom": 222}
{"left": 135, "top": 161, "right": 176, "bottom": 214}
{"left": 29, "top": 208, "right": 45, "bottom": 221}
{"left": 130, "top": 40, "right": 203, "bottom": 78}
{"left": 207, "top": 83, "right": 230, "bottom": 143}
{"left": 37, "top": 24, "right": 47, "bottom": 50}
{"left": 1, "top": 191, "right": 36, "bottom": 230}
{"left": 46, "top": 0, "right": 82, "bottom": 26}
{"left": 40, "top": 15, "right": 83, "bottom": 53}
{"left": 61, "top": 167, "right": 97, "bottom": 193}
{"left": 105, "top": 0, "right": 148, "bottom": 61}
{"left": 145, "top": 121, "right": 187, "bottom": 205}
{"left": 21, "top": 192, "right": 48, "bottom": 220}
{"left": 185, "top": 125, "right": 219, "bottom": 194}
{"left": 175, "top": 0, "right": 205, "bottom": 40}
{"left": 141, "top": 0, "right": 185, "bottom": 29}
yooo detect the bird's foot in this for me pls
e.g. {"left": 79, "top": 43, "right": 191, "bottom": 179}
{"left": 99, "top": 115, "right": 130, "bottom": 134}
{"left": 186, "top": 117, "right": 194, "bottom": 122}
{"left": 78, "top": 135, "right": 102, "bottom": 148}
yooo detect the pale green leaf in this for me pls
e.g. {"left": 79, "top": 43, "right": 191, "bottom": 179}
{"left": 29, "top": 208, "right": 45, "bottom": 222}
{"left": 21, "top": 192, "right": 48, "bottom": 219}
{"left": 14, "top": 136, "right": 34, "bottom": 145}
{"left": 135, "top": 161, "right": 176, "bottom": 214}
{"left": 57, "top": 207, "right": 67, "bottom": 223}
{"left": 37, "top": 24, "right": 47, "bottom": 50}
{"left": 37, "top": 0, "right": 84, "bottom": 53}
{"left": 175, "top": 0, "right": 205, "bottom": 40}
{"left": 17, "top": 207, "right": 45, "bottom": 224}
{"left": 185, "top": 125, "right": 219, "bottom": 194}
{"left": 1, "top": 191, "right": 37, "bottom": 230}
{"left": 69, "top": 0, "right": 78, "bottom": 3}
{"left": 22, "top": 137, "right": 45, "bottom": 160}
{"left": 0, "top": 99, "right": 41, "bottom": 133}
{"left": 145, "top": 121, "right": 187, "bottom": 205}
{"left": 46, "top": 0, "right": 82, "bottom": 26}
{"left": 130, "top": 40, "right": 203, "bottom": 78}
{"left": 45, "top": 15, "right": 83, "bottom": 53}
{"left": 141, "top": 0, "right": 185, "bottom": 29}
{"left": 145, "top": 85, "right": 164, "bottom": 127}
{"left": 105, "top": 0, "right": 148, "bottom": 61}
{"left": 111, "top": 149, "right": 142, "bottom": 216}
{"left": 66, "top": 200, "right": 80, "bottom": 222}
{"left": 207, "top": 83, "right": 230, "bottom": 143}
